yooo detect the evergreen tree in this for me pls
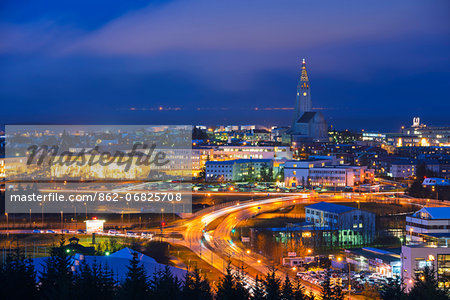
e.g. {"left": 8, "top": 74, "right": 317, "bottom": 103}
{"left": 251, "top": 275, "right": 266, "bottom": 300}
{"left": 216, "top": 265, "right": 250, "bottom": 300}
{"left": 0, "top": 248, "right": 37, "bottom": 300}
{"left": 182, "top": 268, "right": 213, "bottom": 300}
{"left": 320, "top": 272, "right": 334, "bottom": 300}
{"left": 149, "top": 265, "right": 182, "bottom": 300}
{"left": 306, "top": 290, "right": 316, "bottom": 300}
{"left": 75, "top": 260, "right": 116, "bottom": 300}
{"left": 281, "top": 275, "right": 294, "bottom": 300}
{"left": 118, "top": 253, "right": 150, "bottom": 300}
{"left": 263, "top": 270, "right": 282, "bottom": 300}
{"left": 293, "top": 281, "right": 306, "bottom": 300}
{"left": 39, "top": 237, "right": 75, "bottom": 300}
{"left": 408, "top": 266, "right": 449, "bottom": 300}
{"left": 380, "top": 277, "right": 406, "bottom": 300}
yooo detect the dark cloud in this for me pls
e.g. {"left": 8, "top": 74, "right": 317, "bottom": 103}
{"left": 1, "top": 0, "right": 449, "bottom": 130}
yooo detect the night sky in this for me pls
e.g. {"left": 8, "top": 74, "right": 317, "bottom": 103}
{"left": 1, "top": 0, "right": 449, "bottom": 131}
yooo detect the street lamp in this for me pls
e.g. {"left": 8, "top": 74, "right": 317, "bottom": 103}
{"left": 5, "top": 213, "right": 9, "bottom": 237}
{"left": 40, "top": 202, "right": 44, "bottom": 228}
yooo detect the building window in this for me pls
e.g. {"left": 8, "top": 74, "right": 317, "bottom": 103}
{"left": 438, "top": 255, "right": 450, "bottom": 289}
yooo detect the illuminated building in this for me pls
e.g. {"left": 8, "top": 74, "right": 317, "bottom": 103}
{"left": 342, "top": 248, "right": 401, "bottom": 278}
{"left": 0, "top": 158, "right": 4, "bottom": 179}
{"left": 402, "top": 207, "right": 450, "bottom": 291}
{"left": 289, "top": 59, "right": 328, "bottom": 143}
{"left": 211, "top": 145, "right": 292, "bottom": 160}
{"left": 395, "top": 117, "right": 450, "bottom": 147}
{"left": 388, "top": 159, "right": 416, "bottom": 179}
{"left": 328, "top": 129, "right": 362, "bottom": 144}
{"left": 405, "top": 207, "right": 450, "bottom": 244}
{"left": 284, "top": 157, "right": 374, "bottom": 188}
{"left": 205, "top": 159, "right": 274, "bottom": 182}
{"left": 305, "top": 202, "right": 376, "bottom": 247}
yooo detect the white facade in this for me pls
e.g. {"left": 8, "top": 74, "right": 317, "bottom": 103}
{"left": 406, "top": 207, "right": 450, "bottom": 243}
{"left": 390, "top": 162, "right": 416, "bottom": 179}
{"left": 401, "top": 245, "right": 450, "bottom": 291}
{"left": 402, "top": 207, "right": 450, "bottom": 291}
{"left": 284, "top": 158, "right": 373, "bottom": 188}
{"left": 205, "top": 159, "right": 273, "bottom": 182}
{"left": 212, "top": 146, "right": 292, "bottom": 160}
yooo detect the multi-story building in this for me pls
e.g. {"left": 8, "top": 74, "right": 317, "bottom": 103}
{"left": 401, "top": 117, "right": 450, "bottom": 147}
{"left": 212, "top": 145, "right": 292, "bottom": 161}
{"left": 389, "top": 159, "right": 417, "bottom": 179}
{"left": 405, "top": 207, "right": 450, "bottom": 244}
{"left": 205, "top": 159, "right": 273, "bottom": 182}
{"left": 284, "top": 157, "right": 373, "bottom": 188}
{"left": 192, "top": 145, "right": 292, "bottom": 178}
{"left": 402, "top": 207, "right": 450, "bottom": 291}
{"left": 305, "top": 202, "right": 376, "bottom": 247}
{"left": 192, "top": 147, "right": 213, "bottom": 177}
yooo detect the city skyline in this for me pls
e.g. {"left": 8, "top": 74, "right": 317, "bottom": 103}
{"left": 1, "top": 0, "right": 449, "bottom": 131}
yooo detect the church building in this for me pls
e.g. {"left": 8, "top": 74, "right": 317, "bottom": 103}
{"left": 289, "top": 59, "right": 328, "bottom": 143}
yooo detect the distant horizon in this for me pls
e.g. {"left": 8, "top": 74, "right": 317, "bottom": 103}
{"left": 1, "top": 113, "right": 449, "bottom": 134}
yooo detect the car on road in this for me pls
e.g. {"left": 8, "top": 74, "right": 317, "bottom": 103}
{"left": 46, "top": 230, "right": 56, "bottom": 233}
{"left": 33, "top": 229, "right": 41, "bottom": 233}
{"left": 141, "top": 232, "right": 153, "bottom": 238}
{"left": 108, "top": 229, "right": 118, "bottom": 236}
{"left": 77, "top": 229, "right": 86, "bottom": 234}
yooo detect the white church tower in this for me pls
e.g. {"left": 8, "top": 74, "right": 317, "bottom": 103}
{"left": 290, "top": 59, "right": 328, "bottom": 143}
{"left": 295, "top": 58, "right": 312, "bottom": 119}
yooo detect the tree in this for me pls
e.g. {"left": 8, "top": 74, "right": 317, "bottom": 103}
{"left": 263, "top": 270, "right": 282, "bottom": 300}
{"left": 408, "top": 266, "right": 449, "bottom": 300}
{"left": 39, "top": 237, "right": 75, "bottom": 300}
{"left": 251, "top": 275, "right": 266, "bottom": 300}
{"left": 281, "top": 275, "right": 295, "bottom": 300}
{"left": 320, "top": 272, "right": 334, "bottom": 300}
{"left": 0, "top": 247, "right": 37, "bottom": 300}
{"left": 306, "top": 290, "right": 316, "bottom": 300}
{"left": 182, "top": 268, "right": 213, "bottom": 300}
{"left": 149, "top": 265, "right": 182, "bottom": 300}
{"left": 380, "top": 277, "right": 406, "bottom": 300}
{"left": 118, "top": 252, "right": 150, "bottom": 300}
{"left": 216, "top": 265, "right": 250, "bottom": 300}
{"left": 75, "top": 260, "right": 117, "bottom": 300}
{"left": 293, "top": 281, "right": 306, "bottom": 300}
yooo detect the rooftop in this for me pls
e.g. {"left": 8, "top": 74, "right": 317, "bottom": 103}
{"left": 425, "top": 207, "right": 450, "bottom": 219}
{"left": 206, "top": 159, "right": 272, "bottom": 165}
{"left": 305, "top": 202, "right": 356, "bottom": 214}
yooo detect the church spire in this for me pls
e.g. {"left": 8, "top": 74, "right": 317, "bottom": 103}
{"left": 293, "top": 58, "right": 312, "bottom": 121}
{"left": 300, "top": 58, "right": 309, "bottom": 82}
